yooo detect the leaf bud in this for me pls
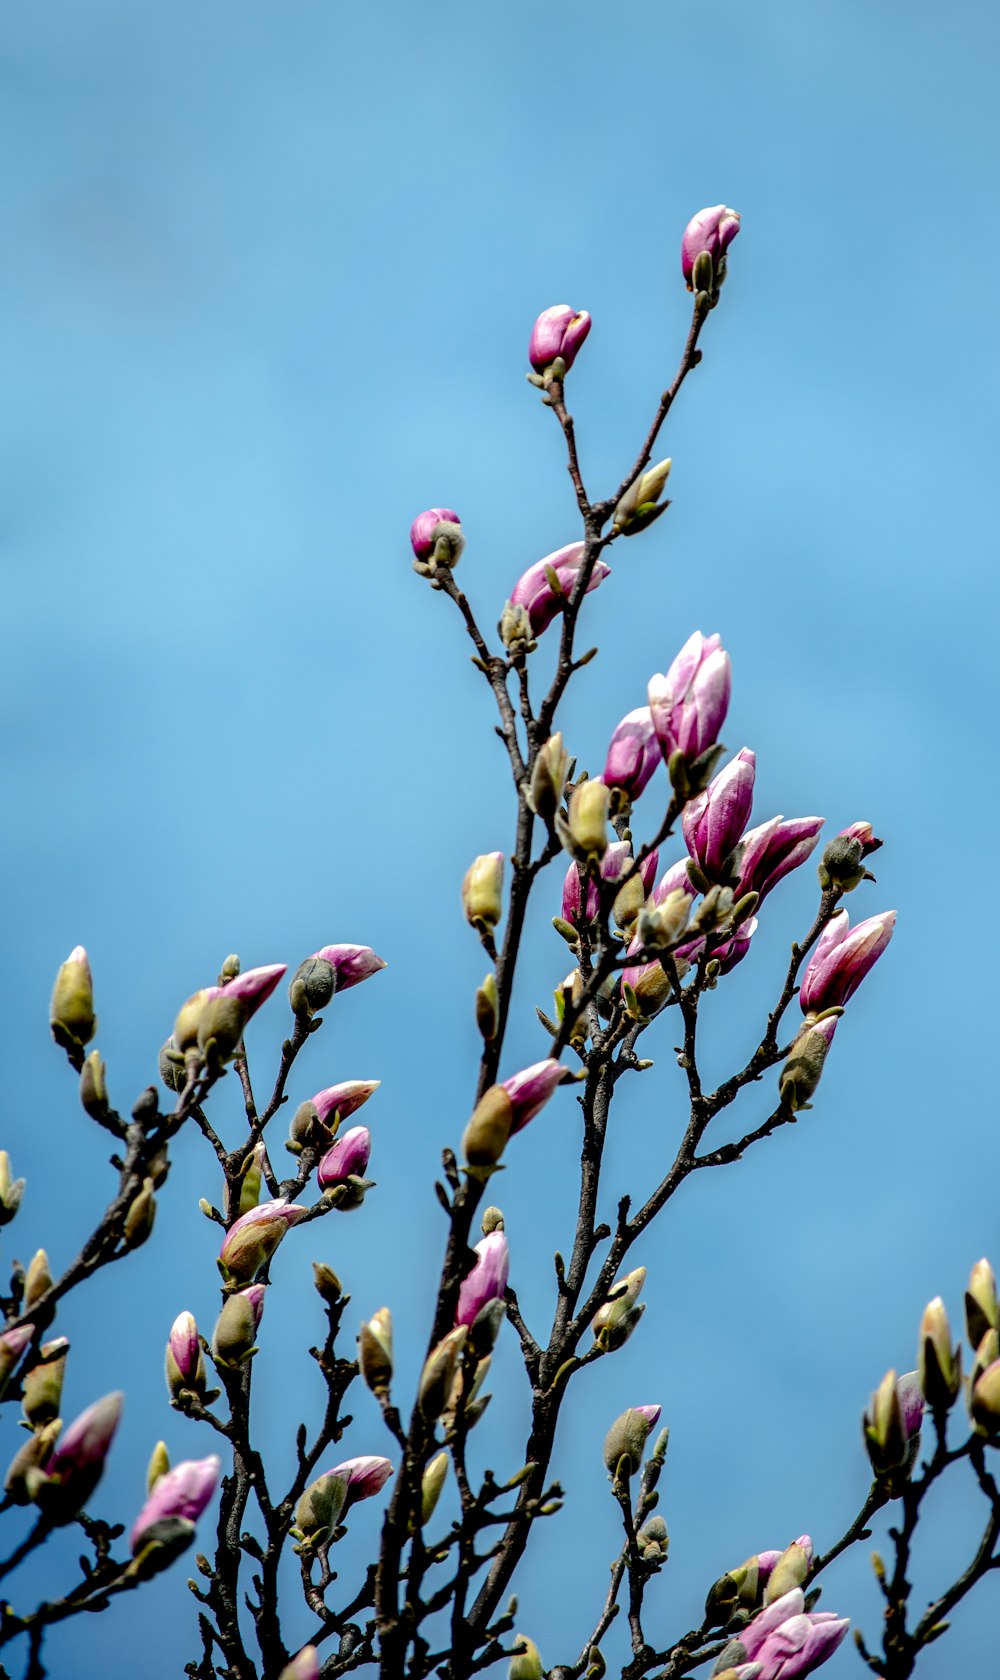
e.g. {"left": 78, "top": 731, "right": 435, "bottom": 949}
{"left": 147, "top": 1440, "right": 171, "bottom": 1492}
{"left": 612, "top": 458, "right": 672, "bottom": 536}
{"left": 123, "top": 1179, "right": 156, "bottom": 1250}
{"left": 24, "top": 1250, "right": 52, "bottom": 1313}
{"left": 79, "top": 1052, "right": 109, "bottom": 1123}
{"left": 499, "top": 600, "right": 536, "bottom": 658}
{"left": 358, "top": 1308, "right": 393, "bottom": 1397}
{"left": 509, "top": 1634, "right": 543, "bottom": 1680}
{"left": 637, "top": 890, "right": 691, "bottom": 953}
{"left": 312, "top": 1263, "right": 343, "bottom": 1304}
{"left": 636, "top": 1514, "right": 669, "bottom": 1560}
{"left": 461, "top": 1086, "right": 514, "bottom": 1170}
{"left": 476, "top": 973, "right": 498, "bottom": 1042}
{"left": 602, "top": 1405, "right": 661, "bottom": 1478}
{"left": 420, "top": 1450, "right": 449, "bottom": 1525}
{"left": 592, "top": 1268, "right": 646, "bottom": 1345}
{"left": 527, "top": 733, "right": 571, "bottom": 823}
{"left": 418, "top": 1326, "right": 467, "bottom": 1421}
{"left": 50, "top": 947, "right": 96, "bottom": 1055}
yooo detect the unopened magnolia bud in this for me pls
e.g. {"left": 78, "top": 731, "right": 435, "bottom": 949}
{"left": 218, "top": 1198, "right": 305, "bottom": 1285}
{"left": 359, "top": 1308, "right": 393, "bottom": 1397}
{"left": 593, "top": 1269, "right": 646, "bottom": 1341}
{"left": 293, "top": 1469, "right": 348, "bottom": 1552}
{"left": 817, "top": 833, "right": 869, "bottom": 893}
{"left": 166, "top": 1312, "right": 206, "bottom": 1403}
{"left": 5, "top": 1419, "right": 61, "bottom": 1505}
{"left": 123, "top": 1179, "right": 156, "bottom": 1250}
{"left": 312, "top": 1263, "right": 343, "bottom": 1304}
{"left": 966, "top": 1259, "right": 999, "bottom": 1351}
{"left": 762, "top": 1538, "right": 812, "bottom": 1602}
{"left": 173, "top": 989, "right": 213, "bottom": 1053}
{"left": 462, "top": 853, "right": 504, "bottom": 937}
{"left": 918, "top": 1297, "right": 961, "bottom": 1412}
{"left": 864, "top": 1370, "right": 923, "bottom": 1491}
{"left": 559, "top": 779, "right": 610, "bottom": 864}
{"left": 50, "top": 947, "right": 96, "bottom": 1054}
{"left": 637, "top": 1514, "right": 669, "bottom": 1558}
{"left": 147, "top": 1440, "right": 171, "bottom": 1492}
{"left": 79, "top": 1052, "right": 109, "bottom": 1122}
{"left": 22, "top": 1338, "right": 68, "bottom": 1428}
{"left": 612, "top": 458, "right": 672, "bottom": 536}
{"left": 500, "top": 600, "right": 536, "bottom": 656}
{"left": 24, "top": 1250, "right": 52, "bottom": 1313}
{"left": 509, "top": 1634, "right": 543, "bottom": 1680}
{"left": 237, "top": 1143, "right": 265, "bottom": 1217}
{"left": 602, "top": 1405, "right": 661, "bottom": 1477}
{"left": 476, "top": 974, "right": 498, "bottom": 1041}
{"left": 410, "top": 508, "right": 465, "bottom": 576}
{"left": 289, "top": 957, "right": 335, "bottom": 1019}
{"left": 779, "top": 1016, "right": 837, "bottom": 1112}
{"left": 462, "top": 1086, "right": 514, "bottom": 1170}
{"left": 0, "top": 1153, "right": 25, "bottom": 1226}
{"left": 158, "top": 1037, "right": 185, "bottom": 1092}
{"left": 527, "top": 733, "right": 571, "bottom": 823}
{"left": 969, "top": 1358, "right": 1000, "bottom": 1437}
{"left": 421, "top": 1450, "right": 449, "bottom": 1524}
{"left": 418, "top": 1327, "right": 467, "bottom": 1420}
{"left": 0, "top": 1324, "right": 33, "bottom": 1400}
{"left": 211, "top": 1285, "right": 266, "bottom": 1369}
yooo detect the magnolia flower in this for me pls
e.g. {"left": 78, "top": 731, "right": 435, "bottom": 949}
{"left": 798, "top": 910, "right": 896, "bottom": 1014}
{"left": 456, "top": 1231, "right": 509, "bottom": 1327}
{"left": 509, "top": 543, "right": 610, "bottom": 635}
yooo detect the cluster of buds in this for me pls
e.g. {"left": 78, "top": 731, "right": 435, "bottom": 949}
{"left": 706, "top": 1537, "right": 810, "bottom": 1627}
{"left": 527, "top": 305, "right": 591, "bottom": 388}
{"left": 410, "top": 508, "right": 465, "bottom": 578}
{"left": 130, "top": 1453, "right": 219, "bottom": 1578}
{"left": 714, "top": 1587, "right": 849, "bottom": 1680}
{"left": 461, "top": 1059, "right": 569, "bottom": 1170}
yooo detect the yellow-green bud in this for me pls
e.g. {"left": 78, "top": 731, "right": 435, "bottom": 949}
{"left": 79, "top": 1052, "right": 109, "bottom": 1122}
{"left": 123, "top": 1179, "right": 156, "bottom": 1250}
{"left": 0, "top": 1152, "right": 25, "bottom": 1225}
{"left": 312, "top": 1263, "right": 342, "bottom": 1304}
{"left": 612, "top": 458, "right": 672, "bottom": 536}
{"left": 476, "top": 973, "right": 498, "bottom": 1041}
{"left": 636, "top": 890, "right": 691, "bottom": 952}
{"left": 509, "top": 1635, "right": 543, "bottom": 1680}
{"left": 173, "top": 989, "right": 213, "bottom": 1053}
{"left": 592, "top": 1269, "right": 646, "bottom": 1341}
{"left": 527, "top": 733, "right": 571, "bottom": 823}
{"left": 763, "top": 1539, "right": 811, "bottom": 1602}
{"left": 359, "top": 1308, "right": 393, "bottom": 1397}
{"left": 147, "top": 1440, "right": 171, "bottom": 1491}
{"left": 5, "top": 1419, "right": 60, "bottom": 1505}
{"left": 420, "top": 1450, "right": 449, "bottom": 1524}
{"left": 293, "top": 1469, "right": 348, "bottom": 1552}
{"left": 970, "top": 1358, "right": 1000, "bottom": 1437}
{"left": 462, "top": 853, "right": 505, "bottom": 937}
{"left": 22, "top": 1339, "right": 68, "bottom": 1428}
{"left": 966, "top": 1259, "right": 999, "bottom": 1351}
{"left": 24, "top": 1250, "right": 52, "bottom": 1313}
{"left": 499, "top": 600, "right": 536, "bottom": 656}
{"left": 559, "top": 779, "right": 610, "bottom": 864}
{"left": 461, "top": 1086, "right": 514, "bottom": 1170}
{"left": 918, "top": 1297, "right": 961, "bottom": 1411}
{"left": 418, "top": 1327, "right": 467, "bottom": 1421}
{"left": 50, "top": 947, "right": 96, "bottom": 1054}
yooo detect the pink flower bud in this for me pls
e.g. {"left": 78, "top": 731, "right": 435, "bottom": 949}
{"left": 166, "top": 1311, "right": 204, "bottom": 1399}
{"left": 681, "top": 205, "right": 741, "bottom": 290}
{"left": 318, "top": 1126, "right": 371, "bottom": 1189}
{"left": 509, "top": 543, "right": 611, "bottom": 636}
{"left": 528, "top": 305, "right": 592, "bottom": 375}
{"left": 410, "top": 507, "right": 461, "bottom": 560}
{"left": 325, "top": 1454, "right": 394, "bottom": 1512}
{"left": 311, "top": 945, "right": 387, "bottom": 991}
{"left": 840, "top": 821, "right": 882, "bottom": 857}
{"left": 652, "top": 858, "right": 699, "bottom": 906}
{"left": 648, "top": 631, "right": 731, "bottom": 765}
{"left": 675, "top": 917, "right": 759, "bottom": 977}
{"left": 222, "top": 964, "right": 287, "bottom": 1017}
{"left": 40, "top": 1391, "right": 123, "bottom": 1519}
{"left": 311, "top": 1081, "right": 380, "bottom": 1127}
{"left": 456, "top": 1231, "right": 509, "bottom": 1327}
{"left": 603, "top": 707, "right": 661, "bottom": 802}
{"left": 733, "top": 816, "right": 824, "bottom": 904}
{"left": 130, "top": 1455, "right": 219, "bottom": 1555}
{"left": 410, "top": 508, "right": 465, "bottom": 573}
{"left": 218, "top": 1198, "right": 307, "bottom": 1284}
{"left": 501, "top": 1059, "right": 569, "bottom": 1134}
{"left": 562, "top": 842, "right": 656, "bottom": 925}
{"left": 798, "top": 909, "right": 896, "bottom": 1014}
{"left": 279, "top": 1651, "right": 320, "bottom": 1680}
{"left": 682, "top": 748, "right": 756, "bottom": 879}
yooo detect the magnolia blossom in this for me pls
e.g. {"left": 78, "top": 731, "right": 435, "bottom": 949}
{"left": 733, "top": 816, "right": 824, "bottom": 903}
{"left": 317, "top": 1126, "right": 371, "bottom": 1188}
{"left": 130, "top": 1456, "right": 220, "bottom": 1554}
{"left": 410, "top": 507, "right": 461, "bottom": 560}
{"left": 311, "top": 1081, "right": 380, "bottom": 1126}
{"left": 502, "top": 1059, "right": 569, "bottom": 1133}
{"left": 456, "top": 1231, "right": 509, "bottom": 1327}
{"left": 562, "top": 842, "right": 657, "bottom": 924}
{"left": 326, "top": 1455, "right": 394, "bottom": 1512}
{"left": 683, "top": 748, "right": 756, "bottom": 878}
{"left": 218, "top": 1199, "right": 307, "bottom": 1284}
{"left": 528, "top": 305, "right": 592, "bottom": 374}
{"left": 739, "top": 1588, "right": 849, "bottom": 1679}
{"left": 648, "top": 631, "right": 731, "bottom": 764}
{"left": 311, "top": 945, "right": 387, "bottom": 991}
{"left": 509, "top": 543, "right": 610, "bottom": 636}
{"left": 798, "top": 909, "right": 896, "bottom": 1014}
{"left": 603, "top": 706, "right": 660, "bottom": 801}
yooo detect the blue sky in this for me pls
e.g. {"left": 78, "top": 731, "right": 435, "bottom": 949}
{"left": 3, "top": 1, "right": 1000, "bottom": 1674}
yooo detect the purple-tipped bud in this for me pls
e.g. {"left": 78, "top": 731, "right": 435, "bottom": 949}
{"left": 211, "top": 1285, "right": 266, "bottom": 1367}
{"left": 682, "top": 749, "right": 756, "bottom": 880}
{"left": 318, "top": 1126, "right": 372, "bottom": 1189}
{"left": 761, "top": 1537, "right": 814, "bottom": 1604}
{"left": 193, "top": 964, "right": 287, "bottom": 1066}
{"left": 622, "top": 943, "right": 676, "bottom": 1018}
{"left": 410, "top": 507, "right": 464, "bottom": 573}
{"left": 648, "top": 632, "right": 731, "bottom": 767}
{"left": 564, "top": 843, "right": 657, "bottom": 929}
{"left": 864, "top": 1370, "right": 923, "bottom": 1490}
{"left": 130, "top": 1454, "right": 219, "bottom": 1571}
{"left": 313, "top": 945, "right": 387, "bottom": 990}
{"left": 38, "top": 1392, "right": 122, "bottom": 1520}
{"left": 652, "top": 858, "right": 700, "bottom": 907}
{"left": 310, "top": 1081, "right": 380, "bottom": 1130}
{"left": 681, "top": 206, "right": 741, "bottom": 291}
{"left": 840, "top": 821, "right": 882, "bottom": 857}
{"left": 290, "top": 946, "right": 386, "bottom": 1019}
{"left": 166, "top": 1311, "right": 205, "bottom": 1401}
{"left": 279, "top": 1650, "right": 320, "bottom": 1680}
{"left": 528, "top": 305, "right": 592, "bottom": 377}
{"left": 50, "top": 945, "right": 96, "bottom": 1053}
{"left": 223, "top": 964, "right": 287, "bottom": 1016}
{"left": 603, "top": 1404, "right": 661, "bottom": 1475}
{"left": 218, "top": 1198, "right": 306, "bottom": 1285}
{"left": 501, "top": 1060, "right": 569, "bottom": 1135}
{"left": 456, "top": 1232, "right": 509, "bottom": 1328}
{"left": 603, "top": 707, "right": 660, "bottom": 802}
{"left": 798, "top": 909, "right": 896, "bottom": 1014}
{"left": 510, "top": 543, "right": 611, "bottom": 636}
{"left": 734, "top": 817, "right": 824, "bottom": 904}
{"left": 739, "top": 1588, "right": 849, "bottom": 1679}
{"left": 326, "top": 1454, "right": 394, "bottom": 1512}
